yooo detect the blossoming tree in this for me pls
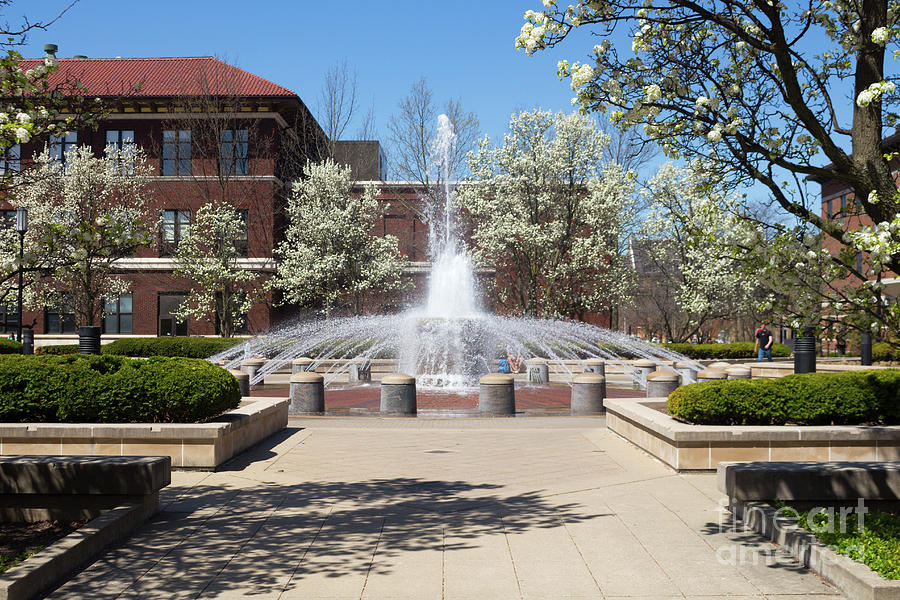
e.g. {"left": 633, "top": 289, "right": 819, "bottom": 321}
{"left": 456, "top": 109, "right": 635, "bottom": 319}
{"left": 12, "top": 146, "right": 154, "bottom": 326}
{"left": 173, "top": 203, "right": 265, "bottom": 337}
{"left": 516, "top": 0, "right": 900, "bottom": 340}
{"left": 271, "top": 159, "right": 408, "bottom": 315}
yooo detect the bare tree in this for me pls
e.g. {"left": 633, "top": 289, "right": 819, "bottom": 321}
{"left": 317, "top": 59, "right": 358, "bottom": 158}
{"left": 596, "top": 119, "right": 658, "bottom": 174}
{"left": 387, "top": 77, "right": 480, "bottom": 186}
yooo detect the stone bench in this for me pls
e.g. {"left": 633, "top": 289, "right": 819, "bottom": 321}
{"left": 718, "top": 461, "right": 900, "bottom": 505}
{"left": 0, "top": 455, "right": 171, "bottom": 521}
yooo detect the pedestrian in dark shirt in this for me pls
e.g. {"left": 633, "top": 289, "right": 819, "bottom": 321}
{"left": 755, "top": 322, "right": 773, "bottom": 362}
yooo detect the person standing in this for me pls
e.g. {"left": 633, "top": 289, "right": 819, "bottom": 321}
{"left": 755, "top": 322, "right": 773, "bottom": 362}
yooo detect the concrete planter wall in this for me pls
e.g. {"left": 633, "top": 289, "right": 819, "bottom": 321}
{"left": 0, "top": 398, "right": 288, "bottom": 470}
{"left": 605, "top": 397, "right": 900, "bottom": 471}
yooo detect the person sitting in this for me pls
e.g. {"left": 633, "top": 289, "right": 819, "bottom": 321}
{"left": 507, "top": 348, "right": 525, "bottom": 373}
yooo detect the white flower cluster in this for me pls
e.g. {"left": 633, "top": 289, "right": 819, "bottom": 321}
{"left": 569, "top": 63, "right": 595, "bottom": 90}
{"left": 856, "top": 80, "right": 896, "bottom": 107}
{"left": 872, "top": 27, "right": 892, "bottom": 45}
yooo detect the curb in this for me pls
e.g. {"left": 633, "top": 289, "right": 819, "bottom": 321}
{"left": 733, "top": 501, "right": 900, "bottom": 600}
{"left": 0, "top": 499, "right": 157, "bottom": 600}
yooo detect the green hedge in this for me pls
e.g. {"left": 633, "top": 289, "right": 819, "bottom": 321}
{"left": 103, "top": 337, "right": 244, "bottom": 358}
{"left": 0, "top": 339, "right": 21, "bottom": 354}
{"left": 35, "top": 344, "right": 78, "bottom": 355}
{"left": 667, "top": 369, "right": 900, "bottom": 425}
{"left": 874, "top": 342, "right": 900, "bottom": 362}
{"left": 0, "top": 354, "right": 241, "bottom": 423}
{"left": 661, "top": 342, "right": 790, "bottom": 359}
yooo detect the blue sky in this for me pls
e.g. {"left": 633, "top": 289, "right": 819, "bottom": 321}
{"left": 20, "top": 0, "right": 596, "bottom": 152}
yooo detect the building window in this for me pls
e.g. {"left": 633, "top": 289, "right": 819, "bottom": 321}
{"left": 162, "top": 130, "right": 191, "bottom": 175}
{"left": 0, "top": 144, "right": 20, "bottom": 176}
{"left": 824, "top": 197, "right": 832, "bottom": 219}
{"left": 49, "top": 132, "right": 78, "bottom": 169}
{"left": 45, "top": 299, "right": 76, "bottom": 334}
{"left": 235, "top": 209, "right": 249, "bottom": 257}
{"left": 103, "top": 293, "right": 133, "bottom": 334}
{"left": 856, "top": 251, "right": 863, "bottom": 273}
{"left": 0, "top": 303, "right": 18, "bottom": 334}
{"left": 160, "top": 209, "right": 190, "bottom": 256}
{"left": 105, "top": 130, "right": 135, "bottom": 174}
{"left": 158, "top": 293, "right": 188, "bottom": 336}
{"left": 219, "top": 129, "right": 249, "bottom": 175}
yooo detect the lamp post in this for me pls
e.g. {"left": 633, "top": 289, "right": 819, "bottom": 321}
{"left": 15, "top": 207, "right": 26, "bottom": 350}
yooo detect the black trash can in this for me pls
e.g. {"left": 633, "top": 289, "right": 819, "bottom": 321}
{"left": 861, "top": 332, "right": 873, "bottom": 366}
{"left": 794, "top": 326, "right": 816, "bottom": 374}
{"left": 21, "top": 329, "right": 33, "bottom": 355}
{"left": 78, "top": 326, "right": 101, "bottom": 355}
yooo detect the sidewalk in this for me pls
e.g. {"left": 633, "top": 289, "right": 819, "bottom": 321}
{"left": 49, "top": 417, "right": 843, "bottom": 599}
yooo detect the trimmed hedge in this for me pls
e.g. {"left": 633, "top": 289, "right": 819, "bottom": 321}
{"left": 661, "top": 341, "right": 790, "bottom": 359}
{"left": 874, "top": 342, "right": 900, "bottom": 362}
{"left": 0, "top": 339, "right": 21, "bottom": 354}
{"left": 35, "top": 344, "right": 78, "bottom": 355}
{"left": 103, "top": 337, "right": 244, "bottom": 358}
{"left": 0, "top": 354, "right": 241, "bottom": 423}
{"left": 667, "top": 369, "right": 900, "bottom": 425}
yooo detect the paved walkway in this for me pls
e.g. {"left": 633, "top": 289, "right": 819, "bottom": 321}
{"left": 51, "top": 418, "right": 843, "bottom": 599}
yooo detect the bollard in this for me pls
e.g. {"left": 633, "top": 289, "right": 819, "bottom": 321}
{"left": 570, "top": 373, "right": 606, "bottom": 414}
{"left": 675, "top": 362, "right": 698, "bottom": 384}
{"left": 632, "top": 359, "right": 657, "bottom": 389}
{"left": 240, "top": 357, "right": 266, "bottom": 382}
{"left": 380, "top": 373, "right": 416, "bottom": 415}
{"left": 697, "top": 368, "right": 727, "bottom": 383}
{"left": 861, "top": 332, "right": 873, "bottom": 366}
{"left": 289, "top": 372, "right": 325, "bottom": 414}
{"left": 527, "top": 360, "right": 549, "bottom": 384}
{"left": 21, "top": 329, "right": 33, "bottom": 355}
{"left": 646, "top": 371, "right": 680, "bottom": 398}
{"left": 78, "top": 326, "right": 101, "bottom": 355}
{"left": 709, "top": 361, "right": 731, "bottom": 371}
{"left": 350, "top": 361, "right": 372, "bottom": 383}
{"left": 292, "top": 357, "right": 315, "bottom": 374}
{"left": 794, "top": 326, "right": 816, "bottom": 374}
{"left": 726, "top": 366, "right": 751, "bottom": 380}
{"left": 584, "top": 358, "right": 606, "bottom": 377}
{"left": 479, "top": 373, "right": 515, "bottom": 416}
{"left": 229, "top": 369, "right": 250, "bottom": 397}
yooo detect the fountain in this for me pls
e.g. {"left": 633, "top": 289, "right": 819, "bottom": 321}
{"left": 212, "top": 116, "right": 703, "bottom": 388}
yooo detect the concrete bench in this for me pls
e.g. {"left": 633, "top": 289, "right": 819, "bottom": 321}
{"left": 718, "top": 461, "right": 900, "bottom": 505}
{"left": 0, "top": 455, "right": 171, "bottom": 521}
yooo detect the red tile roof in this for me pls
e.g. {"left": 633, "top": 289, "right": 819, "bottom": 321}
{"left": 18, "top": 56, "right": 298, "bottom": 98}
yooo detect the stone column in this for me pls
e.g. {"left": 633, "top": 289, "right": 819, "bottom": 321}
{"left": 527, "top": 360, "right": 549, "bottom": 384}
{"left": 584, "top": 358, "right": 606, "bottom": 377}
{"left": 290, "top": 372, "right": 325, "bottom": 414}
{"left": 646, "top": 371, "right": 679, "bottom": 398}
{"left": 697, "top": 368, "right": 727, "bottom": 383}
{"left": 709, "top": 361, "right": 731, "bottom": 371}
{"left": 240, "top": 358, "right": 266, "bottom": 382}
{"left": 479, "top": 374, "right": 515, "bottom": 416}
{"left": 291, "top": 357, "right": 315, "bottom": 374}
{"left": 350, "top": 360, "right": 372, "bottom": 383}
{"left": 380, "top": 374, "right": 416, "bottom": 416}
{"left": 676, "top": 362, "right": 698, "bottom": 384}
{"left": 570, "top": 373, "right": 606, "bottom": 414}
{"left": 726, "top": 366, "right": 751, "bottom": 380}
{"left": 632, "top": 359, "right": 657, "bottom": 389}
{"left": 228, "top": 369, "right": 250, "bottom": 397}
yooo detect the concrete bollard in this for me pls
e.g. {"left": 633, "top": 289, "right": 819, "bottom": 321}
{"left": 291, "top": 357, "right": 315, "bottom": 374}
{"left": 240, "top": 358, "right": 266, "bottom": 382}
{"left": 380, "top": 373, "right": 417, "bottom": 415}
{"left": 289, "top": 372, "right": 325, "bottom": 414}
{"left": 349, "top": 361, "right": 372, "bottom": 383}
{"left": 584, "top": 358, "right": 606, "bottom": 377}
{"left": 632, "top": 359, "right": 657, "bottom": 389}
{"left": 646, "top": 371, "right": 680, "bottom": 398}
{"left": 697, "top": 368, "right": 727, "bottom": 383}
{"left": 527, "top": 360, "right": 549, "bottom": 384}
{"left": 479, "top": 373, "right": 515, "bottom": 416}
{"left": 675, "top": 362, "right": 698, "bottom": 384}
{"left": 570, "top": 373, "right": 606, "bottom": 415}
{"left": 709, "top": 361, "right": 732, "bottom": 371}
{"left": 726, "top": 366, "right": 752, "bottom": 379}
{"left": 228, "top": 369, "right": 250, "bottom": 397}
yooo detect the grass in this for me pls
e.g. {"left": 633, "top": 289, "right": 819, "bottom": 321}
{"left": 780, "top": 504, "right": 900, "bottom": 579}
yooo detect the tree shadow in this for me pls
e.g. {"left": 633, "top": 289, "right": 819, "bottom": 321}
{"left": 47, "top": 476, "right": 609, "bottom": 599}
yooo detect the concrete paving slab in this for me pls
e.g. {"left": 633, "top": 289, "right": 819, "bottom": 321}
{"left": 44, "top": 417, "right": 845, "bottom": 600}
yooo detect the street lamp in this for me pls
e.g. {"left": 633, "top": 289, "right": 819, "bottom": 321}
{"left": 15, "top": 207, "right": 27, "bottom": 350}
